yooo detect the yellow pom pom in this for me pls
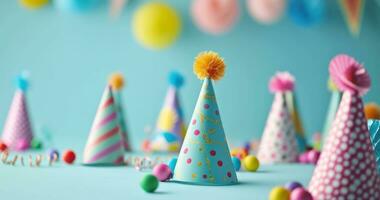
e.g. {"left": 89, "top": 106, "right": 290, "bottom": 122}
{"left": 193, "top": 51, "right": 225, "bottom": 80}
{"left": 20, "top": 0, "right": 49, "bottom": 9}
{"left": 364, "top": 103, "right": 380, "bottom": 120}
{"left": 109, "top": 73, "right": 125, "bottom": 90}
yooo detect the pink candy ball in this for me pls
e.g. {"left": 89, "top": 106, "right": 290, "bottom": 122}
{"left": 298, "top": 152, "right": 309, "bottom": 164}
{"left": 191, "top": 0, "right": 239, "bottom": 35}
{"left": 17, "top": 139, "right": 30, "bottom": 151}
{"left": 307, "top": 150, "right": 321, "bottom": 165}
{"left": 153, "top": 163, "right": 172, "bottom": 182}
{"left": 291, "top": 188, "right": 313, "bottom": 200}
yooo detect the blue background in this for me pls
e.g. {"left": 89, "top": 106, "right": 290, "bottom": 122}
{"left": 1, "top": 0, "right": 380, "bottom": 151}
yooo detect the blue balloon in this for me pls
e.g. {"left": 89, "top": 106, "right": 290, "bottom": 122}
{"left": 288, "top": 0, "right": 325, "bottom": 26}
{"left": 54, "top": 0, "right": 101, "bottom": 12}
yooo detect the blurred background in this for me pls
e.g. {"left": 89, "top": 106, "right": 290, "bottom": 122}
{"left": 0, "top": 0, "right": 379, "bottom": 151}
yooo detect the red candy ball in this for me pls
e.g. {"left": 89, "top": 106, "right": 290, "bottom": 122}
{"left": 307, "top": 150, "right": 321, "bottom": 165}
{"left": 63, "top": 149, "right": 76, "bottom": 164}
{"left": 0, "top": 141, "right": 8, "bottom": 152}
{"left": 290, "top": 188, "right": 313, "bottom": 200}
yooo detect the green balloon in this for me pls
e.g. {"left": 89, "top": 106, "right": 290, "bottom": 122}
{"left": 140, "top": 174, "right": 159, "bottom": 193}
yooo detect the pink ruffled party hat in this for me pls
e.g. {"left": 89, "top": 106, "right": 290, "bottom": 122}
{"left": 257, "top": 72, "right": 299, "bottom": 164}
{"left": 309, "top": 54, "right": 380, "bottom": 199}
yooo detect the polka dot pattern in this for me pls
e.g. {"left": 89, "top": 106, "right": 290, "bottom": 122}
{"left": 309, "top": 92, "right": 380, "bottom": 199}
{"left": 257, "top": 93, "right": 299, "bottom": 164}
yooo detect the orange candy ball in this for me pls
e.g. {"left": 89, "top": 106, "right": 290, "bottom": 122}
{"left": 364, "top": 103, "right": 380, "bottom": 120}
{"left": 63, "top": 149, "right": 76, "bottom": 164}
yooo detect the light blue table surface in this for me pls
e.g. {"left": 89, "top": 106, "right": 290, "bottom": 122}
{"left": 0, "top": 153, "right": 315, "bottom": 200}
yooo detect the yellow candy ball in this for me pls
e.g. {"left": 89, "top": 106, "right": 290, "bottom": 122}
{"left": 243, "top": 155, "right": 260, "bottom": 172}
{"left": 132, "top": 2, "right": 181, "bottom": 49}
{"left": 20, "top": 0, "right": 49, "bottom": 9}
{"left": 269, "top": 187, "right": 290, "bottom": 200}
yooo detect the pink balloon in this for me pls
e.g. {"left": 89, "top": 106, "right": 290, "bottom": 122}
{"left": 247, "top": 0, "right": 286, "bottom": 24}
{"left": 191, "top": 0, "right": 239, "bottom": 35}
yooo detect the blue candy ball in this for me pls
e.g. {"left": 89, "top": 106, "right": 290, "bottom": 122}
{"left": 231, "top": 156, "right": 241, "bottom": 171}
{"left": 48, "top": 149, "right": 60, "bottom": 160}
{"left": 288, "top": 0, "right": 325, "bottom": 27}
{"left": 168, "top": 71, "right": 184, "bottom": 89}
{"left": 168, "top": 157, "right": 177, "bottom": 173}
{"left": 54, "top": 0, "right": 101, "bottom": 12}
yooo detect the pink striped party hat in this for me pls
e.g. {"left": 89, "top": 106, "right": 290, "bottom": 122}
{"left": 309, "top": 54, "right": 380, "bottom": 199}
{"left": 257, "top": 72, "right": 299, "bottom": 164}
{"left": 82, "top": 85, "right": 124, "bottom": 165}
{"left": 1, "top": 74, "right": 34, "bottom": 151}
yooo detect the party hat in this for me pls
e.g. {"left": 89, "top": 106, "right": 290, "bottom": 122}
{"left": 368, "top": 120, "right": 380, "bottom": 173}
{"left": 309, "top": 54, "right": 380, "bottom": 199}
{"left": 109, "top": 73, "right": 132, "bottom": 151}
{"left": 1, "top": 74, "right": 34, "bottom": 151}
{"left": 339, "top": 0, "right": 365, "bottom": 36}
{"left": 150, "top": 71, "right": 186, "bottom": 152}
{"left": 173, "top": 51, "right": 238, "bottom": 186}
{"left": 257, "top": 72, "right": 299, "bottom": 164}
{"left": 83, "top": 86, "right": 124, "bottom": 165}
{"left": 321, "top": 78, "right": 342, "bottom": 147}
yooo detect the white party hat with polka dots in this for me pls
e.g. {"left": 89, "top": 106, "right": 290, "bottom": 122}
{"left": 173, "top": 51, "right": 237, "bottom": 186}
{"left": 309, "top": 54, "right": 380, "bottom": 199}
{"left": 257, "top": 72, "right": 299, "bottom": 164}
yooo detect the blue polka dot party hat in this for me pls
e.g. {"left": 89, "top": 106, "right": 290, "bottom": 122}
{"left": 150, "top": 71, "right": 186, "bottom": 152}
{"left": 173, "top": 51, "right": 238, "bottom": 186}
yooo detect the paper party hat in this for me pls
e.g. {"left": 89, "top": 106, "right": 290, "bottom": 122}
{"left": 257, "top": 72, "right": 299, "bottom": 164}
{"left": 173, "top": 51, "right": 238, "bottom": 186}
{"left": 368, "top": 120, "right": 380, "bottom": 173}
{"left": 83, "top": 85, "right": 124, "bottom": 165}
{"left": 150, "top": 71, "right": 186, "bottom": 152}
{"left": 339, "top": 0, "right": 365, "bottom": 36}
{"left": 109, "top": 73, "right": 132, "bottom": 151}
{"left": 1, "top": 74, "right": 34, "bottom": 151}
{"left": 309, "top": 54, "right": 380, "bottom": 199}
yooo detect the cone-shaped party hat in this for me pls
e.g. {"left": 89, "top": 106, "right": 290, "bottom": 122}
{"left": 368, "top": 120, "right": 380, "bottom": 173}
{"left": 83, "top": 86, "right": 124, "bottom": 165}
{"left": 309, "top": 54, "right": 380, "bottom": 199}
{"left": 173, "top": 51, "right": 237, "bottom": 186}
{"left": 257, "top": 72, "right": 299, "bottom": 164}
{"left": 1, "top": 74, "right": 34, "bottom": 151}
{"left": 150, "top": 71, "right": 186, "bottom": 152}
{"left": 339, "top": 0, "right": 365, "bottom": 37}
{"left": 109, "top": 73, "right": 132, "bottom": 151}
{"left": 322, "top": 78, "right": 342, "bottom": 147}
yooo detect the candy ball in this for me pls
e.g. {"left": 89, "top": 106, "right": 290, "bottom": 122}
{"left": 298, "top": 152, "right": 309, "bottom": 163}
{"left": 17, "top": 139, "right": 30, "bottom": 151}
{"left": 191, "top": 0, "right": 239, "bottom": 35}
{"left": 63, "top": 149, "right": 76, "bottom": 164}
{"left": 269, "top": 186, "right": 291, "bottom": 200}
{"left": 284, "top": 182, "right": 303, "bottom": 191}
{"left": 290, "top": 188, "right": 313, "bottom": 200}
{"left": 365, "top": 103, "right": 380, "bottom": 120}
{"left": 132, "top": 2, "right": 181, "bottom": 49}
{"left": 247, "top": 0, "right": 286, "bottom": 25}
{"left": 48, "top": 149, "right": 60, "bottom": 160}
{"left": 31, "top": 138, "right": 43, "bottom": 150}
{"left": 231, "top": 156, "right": 241, "bottom": 171}
{"left": 140, "top": 174, "right": 159, "bottom": 193}
{"left": 168, "top": 157, "right": 177, "bottom": 172}
{"left": 307, "top": 150, "right": 321, "bottom": 164}
{"left": 243, "top": 155, "right": 259, "bottom": 172}
{"left": 54, "top": 0, "right": 100, "bottom": 13}
{"left": 20, "top": 0, "right": 49, "bottom": 9}
{"left": 153, "top": 163, "right": 172, "bottom": 181}
{"left": 0, "top": 141, "right": 7, "bottom": 152}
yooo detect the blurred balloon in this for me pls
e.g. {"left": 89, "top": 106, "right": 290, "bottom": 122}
{"left": 20, "top": 0, "right": 49, "bottom": 9}
{"left": 132, "top": 2, "right": 181, "bottom": 49}
{"left": 247, "top": 0, "right": 286, "bottom": 25}
{"left": 288, "top": 0, "right": 325, "bottom": 26}
{"left": 191, "top": 0, "right": 239, "bottom": 35}
{"left": 54, "top": 0, "right": 100, "bottom": 12}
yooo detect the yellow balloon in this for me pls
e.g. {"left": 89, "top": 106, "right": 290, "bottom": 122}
{"left": 20, "top": 0, "right": 49, "bottom": 9}
{"left": 132, "top": 2, "right": 181, "bottom": 49}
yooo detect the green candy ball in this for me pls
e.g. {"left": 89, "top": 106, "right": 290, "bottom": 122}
{"left": 140, "top": 174, "right": 159, "bottom": 193}
{"left": 31, "top": 139, "right": 43, "bottom": 150}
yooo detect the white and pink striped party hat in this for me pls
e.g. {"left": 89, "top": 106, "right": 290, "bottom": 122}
{"left": 82, "top": 85, "right": 125, "bottom": 165}
{"left": 257, "top": 72, "right": 299, "bottom": 164}
{"left": 309, "top": 54, "right": 380, "bottom": 199}
{"left": 1, "top": 74, "right": 34, "bottom": 151}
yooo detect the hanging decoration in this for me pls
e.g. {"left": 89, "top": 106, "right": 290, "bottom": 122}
{"left": 20, "top": 0, "right": 49, "bottom": 9}
{"left": 247, "top": 0, "right": 286, "bottom": 25}
{"left": 54, "top": 0, "right": 100, "bottom": 12}
{"left": 132, "top": 2, "right": 182, "bottom": 50}
{"left": 288, "top": 0, "right": 325, "bottom": 27}
{"left": 339, "top": 0, "right": 365, "bottom": 36}
{"left": 109, "top": 0, "right": 128, "bottom": 19}
{"left": 191, "top": 0, "right": 239, "bottom": 35}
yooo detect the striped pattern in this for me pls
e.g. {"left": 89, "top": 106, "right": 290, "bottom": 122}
{"left": 83, "top": 86, "right": 124, "bottom": 165}
{"left": 1, "top": 91, "right": 33, "bottom": 151}
{"left": 113, "top": 92, "right": 131, "bottom": 151}
{"left": 368, "top": 120, "right": 380, "bottom": 173}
